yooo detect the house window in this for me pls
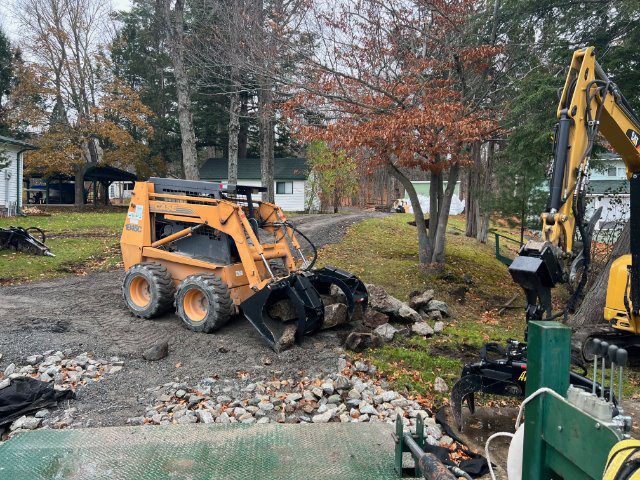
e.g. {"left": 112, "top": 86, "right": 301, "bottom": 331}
{"left": 607, "top": 166, "right": 617, "bottom": 177}
{"left": 276, "top": 181, "right": 293, "bottom": 194}
{"left": 617, "top": 166, "right": 627, "bottom": 177}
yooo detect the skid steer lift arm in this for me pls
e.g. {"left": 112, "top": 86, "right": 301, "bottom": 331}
{"left": 509, "top": 46, "right": 640, "bottom": 323}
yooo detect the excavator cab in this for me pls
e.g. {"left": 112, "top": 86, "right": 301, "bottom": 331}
{"left": 120, "top": 177, "right": 368, "bottom": 352}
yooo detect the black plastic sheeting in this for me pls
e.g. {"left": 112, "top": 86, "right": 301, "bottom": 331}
{"left": 434, "top": 407, "right": 490, "bottom": 478}
{"left": 0, "top": 377, "right": 75, "bottom": 427}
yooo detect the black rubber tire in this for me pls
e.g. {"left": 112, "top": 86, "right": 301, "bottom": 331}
{"left": 122, "top": 262, "right": 175, "bottom": 318}
{"left": 175, "top": 274, "right": 233, "bottom": 333}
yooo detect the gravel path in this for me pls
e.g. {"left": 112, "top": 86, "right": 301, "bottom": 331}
{"left": 0, "top": 211, "right": 385, "bottom": 427}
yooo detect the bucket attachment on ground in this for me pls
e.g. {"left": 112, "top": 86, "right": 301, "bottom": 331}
{"left": 0, "top": 226, "right": 54, "bottom": 257}
{"left": 240, "top": 266, "right": 368, "bottom": 352}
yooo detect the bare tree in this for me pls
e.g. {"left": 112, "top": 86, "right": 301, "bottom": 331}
{"left": 158, "top": 0, "right": 199, "bottom": 180}
{"left": 15, "top": 0, "right": 111, "bottom": 205}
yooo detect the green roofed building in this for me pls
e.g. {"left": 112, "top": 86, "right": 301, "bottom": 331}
{"left": 200, "top": 157, "right": 311, "bottom": 212}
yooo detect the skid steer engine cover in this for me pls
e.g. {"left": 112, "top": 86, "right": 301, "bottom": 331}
{"left": 241, "top": 267, "right": 368, "bottom": 352}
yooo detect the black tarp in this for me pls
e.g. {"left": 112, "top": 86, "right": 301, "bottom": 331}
{"left": 0, "top": 377, "right": 75, "bottom": 427}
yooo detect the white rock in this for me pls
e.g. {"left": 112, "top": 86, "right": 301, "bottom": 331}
{"left": 434, "top": 377, "right": 448, "bottom": 393}
{"left": 412, "top": 322, "right": 434, "bottom": 336}
{"left": 433, "top": 321, "right": 445, "bottom": 334}
{"left": 382, "top": 391, "right": 398, "bottom": 402}
{"left": 196, "top": 410, "right": 214, "bottom": 424}
{"left": 312, "top": 410, "right": 333, "bottom": 423}
{"left": 440, "top": 435, "right": 454, "bottom": 446}
{"left": 0, "top": 378, "right": 10, "bottom": 390}
{"left": 360, "top": 404, "right": 378, "bottom": 416}
{"left": 321, "top": 382, "right": 334, "bottom": 395}
{"left": 285, "top": 393, "right": 302, "bottom": 403}
{"left": 374, "top": 323, "right": 398, "bottom": 342}
{"left": 4, "top": 363, "right": 15, "bottom": 376}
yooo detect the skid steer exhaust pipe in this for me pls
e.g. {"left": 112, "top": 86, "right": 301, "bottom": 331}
{"left": 240, "top": 266, "right": 368, "bottom": 352}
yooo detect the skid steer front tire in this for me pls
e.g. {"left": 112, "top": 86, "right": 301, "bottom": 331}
{"left": 175, "top": 274, "right": 233, "bottom": 333}
{"left": 123, "top": 263, "right": 175, "bottom": 318}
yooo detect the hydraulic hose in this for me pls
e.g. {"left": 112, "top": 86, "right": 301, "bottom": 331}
{"left": 285, "top": 221, "right": 318, "bottom": 271}
{"left": 263, "top": 221, "right": 318, "bottom": 271}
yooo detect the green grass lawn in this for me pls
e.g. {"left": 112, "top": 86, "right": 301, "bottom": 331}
{"left": 0, "top": 210, "right": 125, "bottom": 284}
{"left": 318, "top": 214, "right": 640, "bottom": 403}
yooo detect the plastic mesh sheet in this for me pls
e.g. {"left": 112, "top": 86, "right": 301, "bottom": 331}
{"left": 0, "top": 422, "right": 396, "bottom": 479}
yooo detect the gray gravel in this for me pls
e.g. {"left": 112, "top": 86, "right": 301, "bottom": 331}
{"left": 0, "top": 211, "right": 385, "bottom": 428}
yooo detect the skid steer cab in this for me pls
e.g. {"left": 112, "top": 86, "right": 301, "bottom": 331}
{"left": 120, "top": 178, "right": 367, "bottom": 352}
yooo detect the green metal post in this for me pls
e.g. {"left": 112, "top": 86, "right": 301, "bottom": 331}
{"left": 522, "top": 321, "right": 570, "bottom": 480}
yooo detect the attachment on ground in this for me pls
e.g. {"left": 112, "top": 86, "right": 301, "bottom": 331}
{"left": 0, "top": 226, "right": 54, "bottom": 256}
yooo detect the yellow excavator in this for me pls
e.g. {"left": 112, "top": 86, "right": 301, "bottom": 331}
{"left": 452, "top": 47, "right": 640, "bottom": 429}
{"left": 508, "top": 46, "right": 640, "bottom": 352}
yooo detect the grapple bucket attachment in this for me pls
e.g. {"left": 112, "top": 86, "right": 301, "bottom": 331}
{"left": 0, "top": 227, "right": 54, "bottom": 257}
{"left": 308, "top": 266, "right": 369, "bottom": 315}
{"left": 240, "top": 266, "right": 368, "bottom": 352}
{"left": 240, "top": 272, "right": 325, "bottom": 352}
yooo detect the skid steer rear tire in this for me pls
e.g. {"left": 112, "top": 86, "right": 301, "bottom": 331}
{"left": 123, "top": 262, "right": 175, "bottom": 318}
{"left": 175, "top": 274, "right": 233, "bottom": 333}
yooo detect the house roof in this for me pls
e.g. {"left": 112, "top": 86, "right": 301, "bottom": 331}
{"left": 200, "top": 157, "right": 308, "bottom": 181}
{"left": 0, "top": 134, "right": 36, "bottom": 150}
{"left": 588, "top": 179, "right": 629, "bottom": 195}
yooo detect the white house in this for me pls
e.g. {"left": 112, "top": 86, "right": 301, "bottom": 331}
{"left": 200, "top": 157, "right": 310, "bottom": 211}
{"left": 0, "top": 135, "right": 36, "bottom": 216}
{"left": 587, "top": 154, "right": 630, "bottom": 231}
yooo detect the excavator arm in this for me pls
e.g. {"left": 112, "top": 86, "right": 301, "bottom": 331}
{"left": 509, "top": 46, "right": 640, "bottom": 323}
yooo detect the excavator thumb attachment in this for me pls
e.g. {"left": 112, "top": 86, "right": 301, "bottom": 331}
{"left": 450, "top": 374, "right": 481, "bottom": 432}
{"left": 0, "top": 227, "right": 54, "bottom": 257}
{"left": 240, "top": 272, "right": 325, "bottom": 352}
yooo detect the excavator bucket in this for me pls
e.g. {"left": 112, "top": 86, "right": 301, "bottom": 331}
{"left": 240, "top": 267, "right": 368, "bottom": 352}
{"left": 0, "top": 227, "right": 54, "bottom": 257}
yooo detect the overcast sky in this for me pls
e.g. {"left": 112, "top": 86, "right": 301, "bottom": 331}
{"left": 0, "top": 0, "right": 133, "bottom": 40}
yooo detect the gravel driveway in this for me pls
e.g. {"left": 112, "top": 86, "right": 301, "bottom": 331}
{"left": 0, "top": 211, "right": 385, "bottom": 427}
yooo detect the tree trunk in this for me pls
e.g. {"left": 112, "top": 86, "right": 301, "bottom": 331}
{"left": 388, "top": 162, "right": 431, "bottom": 264}
{"left": 228, "top": 70, "right": 241, "bottom": 185}
{"left": 259, "top": 80, "right": 275, "bottom": 202}
{"left": 238, "top": 90, "right": 249, "bottom": 160}
{"left": 476, "top": 141, "right": 495, "bottom": 243}
{"left": 161, "top": 0, "right": 199, "bottom": 180}
{"left": 432, "top": 163, "right": 461, "bottom": 263}
{"left": 429, "top": 170, "right": 442, "bottom": 249}
{"left": 465, "top": 141, "right": 480, "bottom": 237}
{"left": 570, "top": 223, "right": 630, "bottom": 327}
{"left": 74, "top": 166, "right": 85, "bottom": 206}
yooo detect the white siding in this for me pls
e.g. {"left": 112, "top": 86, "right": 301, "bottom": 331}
{"left": 0, "top": 146, "right": 20, "bottom": 215}
{"left": 275, "top": 181, "right": 305, "bottom": 211}
{"left": 214, "top": 179, "right": 307, "bottom": 211}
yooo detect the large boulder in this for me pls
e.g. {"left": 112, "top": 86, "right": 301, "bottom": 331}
{"left": 409, "top": 289, "right": 435, "bottom": 310}
{"left": 363, "top": 309, "right": 390, "bottom": 328}
{"left": 411, "top": 322, "right": 434, "bottom": 337}
{"left": 322, "top": 303, "right": 349, "bottom": 329}
{"left": 374, "top": 323, "right": 398, "bottom": 342}
{"left": 344, "top": 332, "right": 383, "bottom": 352}
{"left": 424, "top": 299, "right": 450, "bottom": 317}
{"left": 366, "top": 284, "right": 421, "bottom": 323}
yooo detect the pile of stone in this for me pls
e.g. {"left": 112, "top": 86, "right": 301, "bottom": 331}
{"left": 0, "top": 350, "right": 124, "bottom": 437}
{"left": 1, "top": 350, "right": 123, "bottom": 390}
{"left": 343, "top": 285, "right": 450, "bottom": 351}
{"left": 133, "top": 358, "right": 455, "bottom": 449}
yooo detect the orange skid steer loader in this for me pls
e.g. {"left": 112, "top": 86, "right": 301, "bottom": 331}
{"left": 120, "top": 178, "right": 368, "bottom": 351}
